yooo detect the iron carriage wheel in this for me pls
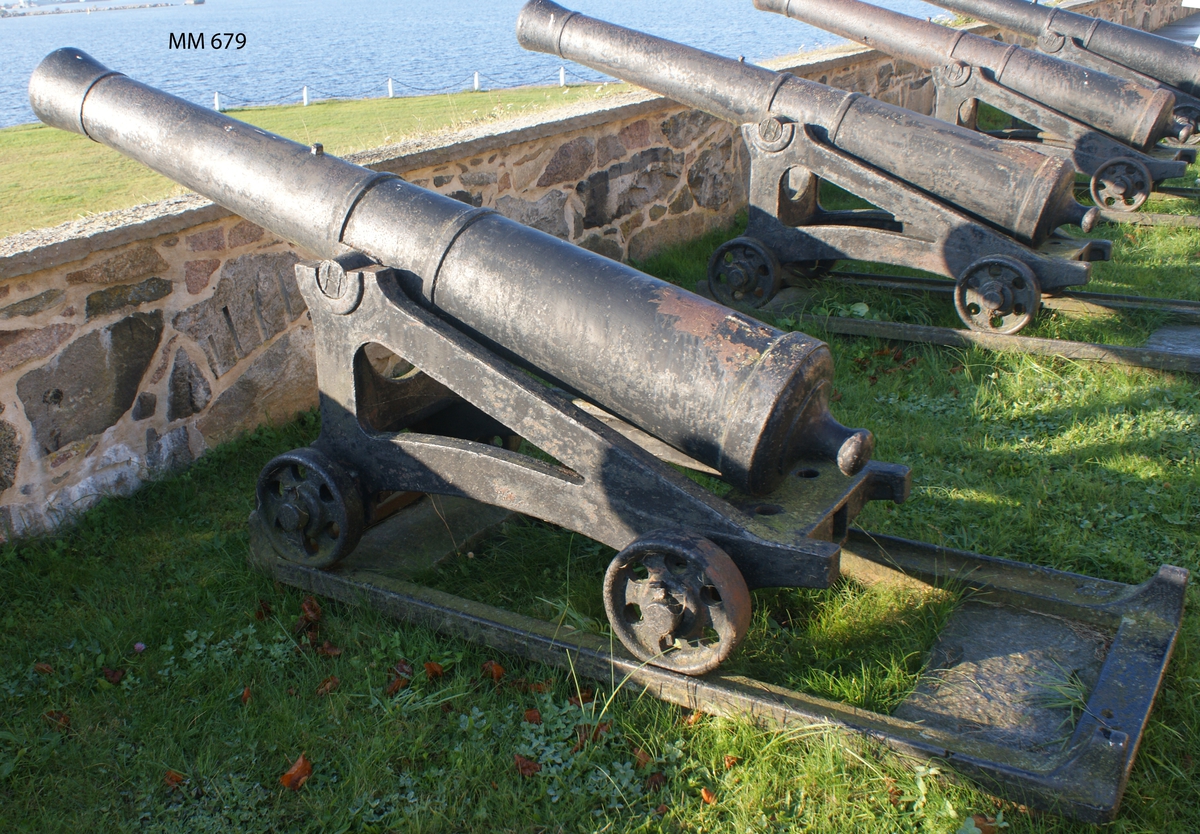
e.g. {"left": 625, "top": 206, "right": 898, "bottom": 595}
{"left": 707, "top": 236, "right": 783, "bottom": 308}
{"left": 1089, "top": 156, "right": 1153, "bottom": 213}
{"left": 603, "top": 530, "right": 752, "bottom": 676}
{"left": 953, "top": 256, "right": 1041, "bottom": 336}
{"left": 256, "top": 447, "right": 365, "bottom": 569}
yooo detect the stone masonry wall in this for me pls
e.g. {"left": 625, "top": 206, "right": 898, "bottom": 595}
{"left": 0, "top": 0, "right": 1185, "bottom": 536}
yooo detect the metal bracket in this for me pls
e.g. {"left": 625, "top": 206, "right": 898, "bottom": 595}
{"left": 740, "top": 123, "right": 1094, "bottom": 293}
{"left": 283, "top": 259, "right": 911, "bottom": 591}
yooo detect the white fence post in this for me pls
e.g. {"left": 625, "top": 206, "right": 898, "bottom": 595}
{"left": 474, "top": 71, "right": 480, "bottom": 91}
{"left": 387, "top": 78, "right": 394, "bottom": 98}
{"left": 559, "top": 66, "right": 566, "bottom": 87}
{"left": 302, "top": 86, "right": 309, "bottom": 106}
{"left": 213, "top": 92, "right": 221, "bottom": 111}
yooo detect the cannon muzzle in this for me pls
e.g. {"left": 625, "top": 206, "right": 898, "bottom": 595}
{"left": 517, "top": 0, "right": 1095, "bottom": 246}
{"left": 29, "top": 47, "right": 875, "bottom": 495}
{"left": 923, "top": 0, "right": 1200, "bottom": 100}
{"left": 755, "top": 0, "right": 1180, "bottom": 149}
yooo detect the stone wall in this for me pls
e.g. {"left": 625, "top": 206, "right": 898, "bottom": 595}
{"left": 0, "top": 0, "right": 1186, "bottom": 536}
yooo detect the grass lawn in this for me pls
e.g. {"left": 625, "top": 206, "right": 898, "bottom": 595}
{"left": 0, "top": 82, "right": 626, "bottom": 239}
{"left": 2, "top": 196, "right": 1197, "bottom": 832}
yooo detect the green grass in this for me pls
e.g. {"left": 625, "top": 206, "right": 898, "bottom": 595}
{"left": 2, "top": 208, "right": 1199, "bottom": 831}
{"left": 0, "top": 83, "right": 625, "bottom": 239}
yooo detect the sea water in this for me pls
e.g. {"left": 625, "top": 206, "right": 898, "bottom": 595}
{"left": 0, "top": 0, "right": 944, "bottom": 128}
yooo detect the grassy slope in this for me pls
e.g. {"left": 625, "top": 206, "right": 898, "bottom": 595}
{"left": 0, "top": 83, "right": 623, "bottom": 239}
{"left": 1, "top": 205, "right": 1197, "bottom": 831}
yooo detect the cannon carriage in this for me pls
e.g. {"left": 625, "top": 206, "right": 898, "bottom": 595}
{"left": 517, "top": 0, "right": 1110, "bottom": 335}
{"left": 26, "top": 34, "right": 1187, "bottom": 821}
{"left": 754, "top": 0, "right": 1196, "bottom": 215}
{"left": 923, "top": 0, "right": 1200, "bottom": 137}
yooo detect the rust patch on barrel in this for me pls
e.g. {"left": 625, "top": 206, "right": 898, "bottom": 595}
{"left": 652, "top": 286, "right": 776, "bottom": 371}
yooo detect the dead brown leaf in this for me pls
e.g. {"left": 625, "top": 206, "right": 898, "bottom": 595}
{"left": 424, "top": 661, "right": 444, "bottom": 679}
{"left": 633, "top": 746, "right": 652, "bottom": 769}
{"left": 315, "top": 675, "right": 339, "bottom": 697}
{"left": 315, "top": 641, "right": 342, "bottom": 658}
{"left": 300, "top": 596, "right": 322, "bottom": 623}
{"left": 568, "top": 687, "right": 594, "bottom": 706}
{"left": 701, "top": 787, "right": 717, "bottom": 805}
{"left": 163, "top": 769, "right": 186, "bottom": 789}
{"left": 393, "top": 659, "right": 414, "bottom": 678}
{"left": 43, "top": 711, "right": 70, "bottom": 732}
{"left": 514, "top": 753, "right": 541, "bottom": 777}
{"left": 255, "top": 600, "right": 273, "bottom": 621}
{"left": 385, "top": 675, "right": 409, "bottom": 696}
{"left": 645, "top": 772, "right": 666, "bottom": 791}
{"left": 523, "top": 708, "right": 542, "bottom": 725}
{"left": 508, "top": 678, "right": 551, "bottom": 694}
{"left": 240, "top": 686, "right": 251, "bottom": 705}
{"left": 972, "top": 815, "right": 1000, "bottom": 834}
{"left": 682, "top": 709, "right": 705, "bottom": 726}
{"left": 280, "top": 753, "right": 313, "bottom": 791}
{"left": 481, "top": 660, "right": 505, "bottom": 682}
{"left": 723, "top": 755, "right": 740, "bottom": 769}
{"left": 102, "top": 667, "right": 125, "bottom": 685}
{"left": 868, "top": 374, "right": 878, "bottom": 386}
{"left": 830, "top": 389, "right": 842, "bottom": 403}
{"left": 655, "top": 803, "right": 668, "bottom": 815}
{"left": 948, "top": 364, "right": 964, "bottom": 374}
{"left": 33, "top": 662, "right": 53, "bottom": 675}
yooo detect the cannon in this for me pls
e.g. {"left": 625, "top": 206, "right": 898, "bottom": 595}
{"left": 517, "top": 0, "right": 1110, "bottom": 335}
{"left": 754, "top": 0, "right": 1194, "bottom": 214}
{"left": 29, "top": 47, "right": 1188, "bottom": 820}
{"left": 30, "top": 47, "right": 914, "bottom": 675}
{"left": 921, "top": 0, "right": 1200, "bottom": 133}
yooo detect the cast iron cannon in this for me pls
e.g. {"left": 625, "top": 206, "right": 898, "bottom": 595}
{"left": 28, "top": 48, "right": 1189, "bottom": 819}
{"left": 518, "top": 0, "right": 1110, "bottom": 334}
{"left": 30, "top": 47, "right": 914, "bottom": 675}
{"left": 754, "top": 0, "right": 1193, "bottom": 213}
{"left": 921, "top": 0, "right": 1200, "bottom": 132}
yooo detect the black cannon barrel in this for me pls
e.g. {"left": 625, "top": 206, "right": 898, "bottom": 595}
{"left": 754, "top": 0, "right": 1180, "bottom": 149}
{"left": 923, "top": 0, "right": 1200, "bottom": 98}
{"left": 516, "top": 0, "right": 1092, "bottom": 247}
{"left": 29, "top": 47, "right": 874, "bottom": 496}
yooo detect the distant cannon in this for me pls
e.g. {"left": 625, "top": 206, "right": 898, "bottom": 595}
{"left": 754, "top": 0, "right": 1193, "bottom": 213}
{"left": 517, "top": 0, "right": 1108, "bottom": 335}
{"left": 30, "top": 47, "right": 912, "bottom": 675}
{"left": 922, "top": 0, "right": 1200, "bottom": 133}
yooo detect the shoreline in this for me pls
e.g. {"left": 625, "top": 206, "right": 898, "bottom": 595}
{"left": 0, "top": 2, "right": 173, "bottom": 18}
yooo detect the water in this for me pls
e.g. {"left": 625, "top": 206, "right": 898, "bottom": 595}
{"left": 0, "top": 0, "right": 945, "bottom": 128}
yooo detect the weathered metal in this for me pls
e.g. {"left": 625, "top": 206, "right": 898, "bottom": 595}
{"left": 921, "top": 0, "right": 1200, "bottom": 128}
{"left": 517, "top": 0, "right": 1107, "bottom": 335}
{"left": 29, "top": 47, "right": 877, "bottom": 498}
{"left": 30, "top": 48, "right": 922, "bottom": 671}
{"left": 248, "top": 517, "right": 1188, "bottom": 823}
{"left": 754, "top": 0, "right": 1191, "bottom": 211}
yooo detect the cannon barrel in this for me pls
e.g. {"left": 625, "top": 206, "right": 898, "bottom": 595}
{"left": 516, "top": 0, "right": 1093, "bottom": 247}
{"left": 923, "top": 0, "right": 1200, "bottom": 98}
{"left": 29, "top": 47, "right": 875, "bottom": 496}
{"left": 754, "top": 0, "right": 1180, "bottom": 149}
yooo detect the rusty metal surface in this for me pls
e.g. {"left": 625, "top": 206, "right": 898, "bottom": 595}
{"left": 248, "top": 518, "right": 1187, "bottom": 822}
{"left": 516, "top": 0, "right": 1109, "bottom": 336}
{"left": 806, "top": 268, "right": 1200, "bottom": 323}
{"left": 755, "top": 0, "right": 1181, "bottom": 149}
{"left": 28, "top": 48, "right": 883, "bottom": 496}
{"left": 516, "top": 0, "right": 1093, "bottom": 246}
{"left": 923, "top": 0, "right": 1200, "bottom": 108}
{"left": 800, "top": 313, "right": 1200, "bottom": 375}
{"left": 755, "top": 0, "right": 1189, "bottom": 201}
